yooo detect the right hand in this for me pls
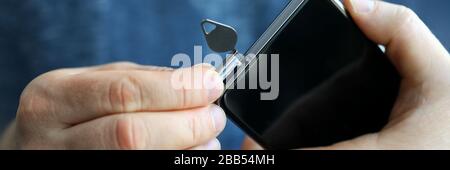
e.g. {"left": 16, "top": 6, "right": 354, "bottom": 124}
{"left": 0, "top": 62, "right": 226, "bottom": 150}
{"left": 243, "top": 0, "right": 450, "bottom": 150}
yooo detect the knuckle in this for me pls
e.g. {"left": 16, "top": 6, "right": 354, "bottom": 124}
{"left": 16, "top": 89, "right": 56, "bottom": 149}
{"left": 17, "top": 83, "right": 51, "bottom": 127}
{"left": 108, "top": 74, "right": 143, "bottom": 112}
{"left": 114, "top": 117, "right": 144, "bottom": 150}
{"left": 16, "top": 69, "right": 69, "bottom": 134}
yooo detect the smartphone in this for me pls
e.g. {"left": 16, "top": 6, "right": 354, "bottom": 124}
{"left": 218, "top": 0, "right": 400, "bottom": 149}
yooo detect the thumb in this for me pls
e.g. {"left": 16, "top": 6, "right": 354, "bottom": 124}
{"left": 344, "top": 0, "right": 450, "bottom": 83}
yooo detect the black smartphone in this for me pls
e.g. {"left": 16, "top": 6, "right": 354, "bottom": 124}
{"left": 219, "top": 0, "right": 400, "bottom": 149}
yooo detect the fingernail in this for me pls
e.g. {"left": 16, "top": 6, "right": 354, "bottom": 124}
{"left": 206, "top": 71, "right": 224, "bottom": 101}
{"left": 350, "top": 0, "right": 375, "bottom": 13}
{"left": 205, "top": 139, "right": 221, "bottom": 150}
{"left": 210, "top": 105, "right": 225, "bottom": 132}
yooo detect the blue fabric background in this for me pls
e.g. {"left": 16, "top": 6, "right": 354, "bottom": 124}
{"left": 0, "top": 0, "right": 449, "bottom": 149}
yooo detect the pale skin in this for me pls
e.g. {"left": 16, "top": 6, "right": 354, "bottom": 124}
{"left": 243, "top": 0, "right": 450, "bottom": 150}
{"left": 0, "top": 63, "right": 226, "bottom": 149}
{"left": 2, "top": 0, "right": 450, "bottom": 150}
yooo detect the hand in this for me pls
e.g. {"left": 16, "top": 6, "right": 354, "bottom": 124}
{"left": 0, "top": 62, "right": 226, "bottom": 149}
{"left": 242, "top": 0, "right": 450, "bottom": 150}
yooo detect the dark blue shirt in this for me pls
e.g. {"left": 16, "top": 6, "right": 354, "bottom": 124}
{"left": 0, "top": 0, "right": 449, "bottom": 149}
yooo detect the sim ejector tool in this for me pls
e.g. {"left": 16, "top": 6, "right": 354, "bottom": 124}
{"left": 201, "top": 19, "right": 253, "bottom": 80}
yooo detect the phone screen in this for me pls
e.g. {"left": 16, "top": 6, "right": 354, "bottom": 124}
{"left": 220, "top": 0, "right": 400, "bottom": 149}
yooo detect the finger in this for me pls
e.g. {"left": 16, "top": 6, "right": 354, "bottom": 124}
{"left": 189, "top": 139, "right": 221, "bottom": 150}
{"left": 52, "top": 64, "right": 223, "bottom": 124}
{"left": 63, "top": 104, "right": 226, "bottom": 150}
{"left": 344, "top": 0, "right": 450, "bottom": 82}
{"left": 16, "top": 62, "right": 177, "bottom": 129}
{"left": 241, "top": 137, "right": 264, "bottom": 150}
